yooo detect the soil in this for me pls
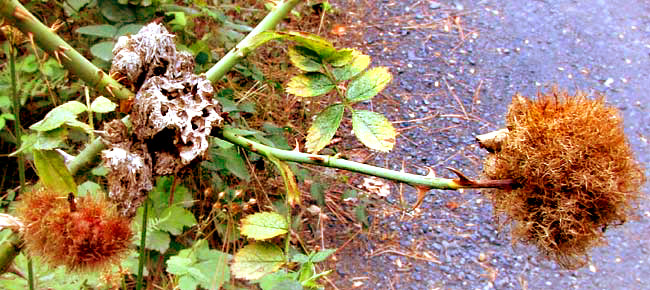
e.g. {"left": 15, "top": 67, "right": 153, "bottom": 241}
{"left": 322, "top": 0, "right": 650, "bottom": 289}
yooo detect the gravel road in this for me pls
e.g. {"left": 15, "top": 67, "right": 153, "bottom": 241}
{"left": 325, "top": 1, "right": 650, "bottom": 289}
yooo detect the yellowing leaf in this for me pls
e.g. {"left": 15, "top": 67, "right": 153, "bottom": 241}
{"left": 247, "top": 31, "right": 336, "bottom": 58}
{"left": 277, "top": 31, "right": 337, "bottom": 58}
{"left": 231, "top": 242, "right": 285, "bottom": 281}
{"left": 286, "top": 73, "right": 334, "bottom": 97}
{"left": 268, "top": 156, "right": 301, "bottom": 206}
{"left": 240, "top": 212, "right": 288, "bottom": 240}
{"left": 351, "top": 110, "right": 396, "bottom": 152}
{"left": 288, "top": 46, "right": 322, "bottom": 72}
{"left": 306, "top": 104, "right": 344, "bottom": 153}
{"left": 33, "top": 149, "right": 78, "bottom": 194}
{"left": 326, "top": 48, "right": 355, "bottom": 67}
{"left": 279, "top": 161, "right": 300, "bottom": 206}
{"left": 346, "top": 67, "right": 392, "bottom": 103}
{"left": 332, "top": 50, "right": 370, "bottom": 81}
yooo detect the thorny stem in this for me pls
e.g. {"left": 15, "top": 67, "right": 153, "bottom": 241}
{"left": 204, "top": 0, "right": 303, "bottom": 82}
{"left": 220, "top": 126, "right": 514, "bottom": 190}
{"left": 66, "top": 133, "right": 106, "bottom": 175}
{"left": 0, "top": 0, "right": 134, "bottom": 100}
{"left": 0, "top": 232, "right": 21, "bottom": 275}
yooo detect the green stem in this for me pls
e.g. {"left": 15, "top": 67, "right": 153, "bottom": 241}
{"left": 204, "top": 0, "right": 302, "bottom": 82}
{"left": 66, "top": 135, "right": 105, "bottom": 175}
{"left": 0, "top": 0, "right": 133, "bottom": 100}
{"left": 136, "top": 200, "right": 148, "bottom": 290}
{"left": 85, "top": 87, "right": 94, "bottom": 141}
{"left": 220, "top": 126, "right": 463, "bottom": 189}
{"left": 27, "top": 259, "right": 34, "bottom": 290}
{"left": 0, "top": 231, "right": 21, "bottom": 275}
{"left": 8, "top": 24, "right": 25, "bottom": 195}
{"left": 66, "top": 115, "right": 131, "bottom": 175}
{"left": 8, "top": 27, "right": 32, "bottom": 290}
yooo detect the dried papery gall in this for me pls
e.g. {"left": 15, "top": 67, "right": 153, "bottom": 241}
{"left": 15, "top": 187, "right": 132, "bottom": 272}
{"left": 481, "top": 89, "right": 645, "bottom": 269}
{"left": 110, "top": 23, "right": 193, "bottom": 90}
{"left": 100, "top": 120, "right": 153, "bottom": 217}
{"left": 102, "top": 23, "right": 222, "bottom": 212}
{"left": 131, "top": 73, "right": 222, "bottom": 175}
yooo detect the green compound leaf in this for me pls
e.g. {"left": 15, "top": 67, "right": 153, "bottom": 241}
{"left": 326, "top": 48, "right": 355, "bottom": 67}
{"left": 116, "top": 24, "right": 144, "bottom": 37}
{"left": 286, "top": 73, "right": 335, "bottom": 97}
{"left": 332, "top": 50, "right": 371, "bottom": 81}
{"left": 76, "top": 24, "right": 117, "bottom": 38}
{"left": 148, "top": 230, "right": 171, "bottom": 253}
{"left": 64, "top": 119, "right": 93, "bottom": 134}
{"left": 240, "top": 212, "right": 289, "bottom": 240}
{"left": 147, "top": 176, "right": 194, "bottom": 211}
{"left": 90, "top": 96, "right": 117, "bottom": 113}
{"left": 90, "top": 41, "right": 115, "bottom": 62}
{"left": 33, "top": 149, "right": 77, "bottom": 194}
{"left": 177, "top": 276, "right": 198, "bottom": 290}
{"left": 311, "top": 248, "right": 336, "bottom": 263}
{"left": 156, "top": 206, "right": 197, "bottom": 235}
{"left": 306, "top": 104, "right": 344, "bottom": 153}
{"left": 167, "top": 240, "right": 230, "bottom": 290}
{"left": 0, "top": 96, "right": 11, "bottom": 109}
{"left": 11, "top": 129, "right": 67, "bottom": 156}
{"left": 231, "top": 242, "right": 285, "bottom": 281}
{"left": 351, "top": 110, "right": 396, "bottom": 152}
{"left": 346, "top": 67, "right": 392, "bottom": 103}
{"left": 209, "top": 138, "right": 251, "bottom": 181}
{"left": 30, "top": 101, "right": 87, "bottom": 132}
{"left": 291, "top": 253, "right": 310, "bottom": 264}
{"left": 0, "top": 113, "right": 13, "bottom": 120}
{"left": 259, "top": 270, "right": 302, "bottom": 290}
{"left": 288, "top": 46, "right": 322, "bottom": 72}
{"left": 77, "top": 181, "right": 102, "bottom": 197}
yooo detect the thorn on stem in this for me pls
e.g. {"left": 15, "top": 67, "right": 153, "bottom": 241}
{"left": 105, "top": 85, "right": 116, "bottom": 98}
{"left": 446, "top": 167, "right": 474, "bottom": 186}
{"left": 13, "top": 7, "right": 33, "bottom": 22}
{"left": 53, "top": 50, "right": 63, "bottom": 66}
{"left": 447, "top": 167, "right": 517, "bottom": 189}
{"left": 412, "top": 185, "right": 431, "bottom": 210}
{"left": 49, "top": 19, "right": 64, "bottom": 33}
{"left": 57, "top": 45, "right": 71, "bottom": 61}
{"left": 424, "top": 166, "right": 437, "bottom": 178}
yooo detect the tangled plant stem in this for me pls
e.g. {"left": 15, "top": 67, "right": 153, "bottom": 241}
{"left": 219, "top": 126, "right": 512, "bottom": 192}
